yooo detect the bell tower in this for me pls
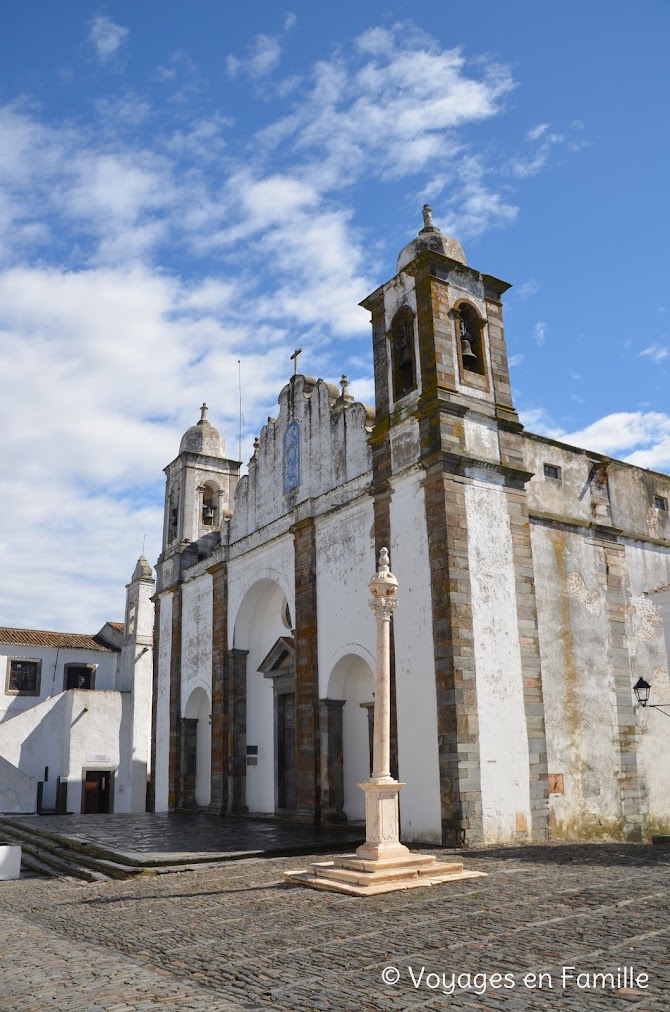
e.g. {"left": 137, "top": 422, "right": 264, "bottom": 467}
{"left": 361, "top": 208, "right": 549, "bottom": 848}
{"left": 161, "top": 403, "right": 240, "bottom": 561}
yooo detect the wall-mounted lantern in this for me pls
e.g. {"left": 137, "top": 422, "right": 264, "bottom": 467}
{"left": 634, "top": 677, "right": 670, "bottom": 718}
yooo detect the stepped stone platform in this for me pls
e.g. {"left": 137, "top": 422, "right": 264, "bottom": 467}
{"left": 0, "top": 812, "right": 364, "bottom": 880}
{"left": 285, "top": 850, "right": 486, "bottom": 896}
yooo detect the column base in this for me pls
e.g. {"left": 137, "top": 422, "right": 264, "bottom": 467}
{"left": 284, "top": 852, "right": 486, "bottom": 896}
{"left": 284, "top": 776, "right": 486, "bottom": 896}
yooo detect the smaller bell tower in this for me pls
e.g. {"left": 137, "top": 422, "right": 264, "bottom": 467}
{"left": 161, "top": 404, "right": 241, "bottom": 560}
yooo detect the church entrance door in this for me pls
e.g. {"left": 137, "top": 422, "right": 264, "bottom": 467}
{"left": 277, "top": 692, "right": 297, "bottom": 810}
{"left": 83, "top": 770, "right": 111, "bottom": 814}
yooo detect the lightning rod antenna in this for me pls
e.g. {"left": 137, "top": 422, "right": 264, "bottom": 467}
{"left": 238, "top": 359, "right": 243, "bottom": 463}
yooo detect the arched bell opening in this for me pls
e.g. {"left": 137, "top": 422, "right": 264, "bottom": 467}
{"left": 388, "top": 306, "right": 418, "bottom": 402}
{"left": 454, "top": 301, "right": 487, "bottom": 379}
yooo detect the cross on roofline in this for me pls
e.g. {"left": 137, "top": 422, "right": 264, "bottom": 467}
{"left": 290, "top": 348, "right": 302, "bottom": 375}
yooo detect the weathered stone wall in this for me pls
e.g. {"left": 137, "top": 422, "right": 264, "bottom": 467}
{"left": 528, "top": 451, "right": 670, "bottom": 842}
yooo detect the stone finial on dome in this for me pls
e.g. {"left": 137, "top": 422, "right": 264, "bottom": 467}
{"left": 396, "top": 205, "right": 467, "bottom": 273}
{"left": 179, "top": 404, "right": 226, "bottom": 457}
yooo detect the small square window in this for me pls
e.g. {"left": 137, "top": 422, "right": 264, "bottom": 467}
{"left": 543, "top": 463, "right": 561, "bottom": 480}
{"left": 6, "top": 658, "right": 41, "bottom": 696}
{"left": 64, "top": 664, "right": 95, "bottom": 690}
{"left": 654, "top": 495, "right": 668, "bottom": 511}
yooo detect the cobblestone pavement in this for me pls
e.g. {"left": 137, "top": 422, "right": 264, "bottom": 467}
{"left": 1, "top": 842, "right": 669, "bottom": 1011}
{"left": 3, "top": 812, "right": 364, "bottom": 862}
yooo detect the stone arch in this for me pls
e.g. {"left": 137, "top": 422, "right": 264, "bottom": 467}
{"left": 327, "top": 653, "right": 375, "bottom": 821}
{"left": 453, "top": 298, "right": 487, "bottom": 378}
{"left": 231, "top": 576, "right": 294, "bottom": 814}
{"left": 183, "top": 686, "right": 211, "bottom": 808}
{"left": 388, "top": 305, "right": 417, "bottom": 401}
{"left": 200, "top": 478, "right": 222, "bottom": 528}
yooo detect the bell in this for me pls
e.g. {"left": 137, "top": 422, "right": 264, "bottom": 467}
{"left": 461, "top": 338, "right": 478, "bottom": 370}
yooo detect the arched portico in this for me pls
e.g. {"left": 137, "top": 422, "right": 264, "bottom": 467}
{"left": 231, "top": 577, "right": 294, "bottom": 815}
{"left": 325, "top": 653, "right": 375, "bottom": 822}
{"left": 182, "top": 686, "right": 211, "bottom": 808}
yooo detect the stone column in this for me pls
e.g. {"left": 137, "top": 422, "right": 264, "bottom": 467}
{"left": 167, "top": 585, "right": 182, "bottom": 811}
{"left": 208, "top": 562, "right": 228, "bottom": 814}
{"left": 356, "top": 549, "right": 410, "bottom": 862}
{"left": 228, "top": 648, "right": 248, "bottom": 813}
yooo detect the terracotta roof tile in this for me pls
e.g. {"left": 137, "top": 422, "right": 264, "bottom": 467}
{"left": 0, "top": 628, "right": 116, "bottom": 652}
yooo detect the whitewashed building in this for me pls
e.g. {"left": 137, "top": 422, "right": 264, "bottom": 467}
{"left": 152, "top": 209, "right": 670, "bottom": 846}
{"left": 0, "top": 557, "right": 154, "bottom": 815}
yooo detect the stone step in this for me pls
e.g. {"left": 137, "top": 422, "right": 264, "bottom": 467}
{"left": 16, "top": 840, "right": 110, "bottom": 882}
{"left": 0, "top": 823, "right": 137, "bottom": 881}
{"left": 308, "top": 860, "right": 441, "bottom": 885}
{"left": 18, "top": 848, "right": 79, "bottom": 881}
{"left": 334, "top": 852, "right": 462, "bottom": 874}
{"left": 285, "top": 866, "right": 487, "bottom": 896}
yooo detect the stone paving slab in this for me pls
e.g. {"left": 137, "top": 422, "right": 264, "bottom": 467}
{"left": 2, "top": 812, "right": 364, "bottom": 864}
{"left": 0, "top": 842, "right": 669, "bottom": 1010}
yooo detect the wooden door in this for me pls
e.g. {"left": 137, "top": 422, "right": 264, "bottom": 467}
{"left": 83, "top": 771, "right": 111, "bottom": 814}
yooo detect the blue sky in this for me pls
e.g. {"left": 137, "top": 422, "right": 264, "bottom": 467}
{"left": 1, "top": 1, "right": 668, "bottom": 630}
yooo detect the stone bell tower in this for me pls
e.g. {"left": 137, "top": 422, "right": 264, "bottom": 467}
{"left": 360, "top": 207, "right": 549, "bottom": 847}
{"left": 160, "top": 404, "right": 240, "bottom": 576}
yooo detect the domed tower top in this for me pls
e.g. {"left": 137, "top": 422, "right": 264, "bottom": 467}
{"left": 179, "top": 403, "right": 226, "bottom": 458}
{"left": 396, "top": 204, "right": 467, "bottom": 273}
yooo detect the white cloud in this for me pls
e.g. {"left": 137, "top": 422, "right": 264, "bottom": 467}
{"left": 515, "top": 278, "right": 539, "bottom": 300}
{"left": 639, "top": 343, "right": 669, "bottom": 363}
{"left": 526, "top": 123, "right": 549, "bottom": 142}
{"left": 227, "top": 34, "right": 282, "bottom": 79}
{"left": 284, "top": 12, "right": 297, "bottom": 32}
{"left": 88, "top": 16, "right": 129, "bottom": 63}
{"left": 508, "top": 120, "right": 583, "bottom": 179}
{"left": 520, "top": 408, "right": 670, "bottom": 473}
{"left": 508, "top": 353, "right": 525, "bottom": 367}
{"left": 533, "top": 321, "right": 547, "bottom": 346}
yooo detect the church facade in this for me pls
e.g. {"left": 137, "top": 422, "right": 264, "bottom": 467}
{"left": 152, "top": 210, "right": 670, "bottom": 846}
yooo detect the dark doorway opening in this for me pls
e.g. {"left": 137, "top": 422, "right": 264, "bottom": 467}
{"left": 83, "top": 770, "right": 112, "bottom": 814}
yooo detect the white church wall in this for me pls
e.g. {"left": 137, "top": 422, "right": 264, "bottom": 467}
{"left": 154, "top": 590, "right": 173, "bottom": 811}
{"left": 390, "top": 471, "right": 443, "bottom": 844}
{"left": 465, "top": 475, "right": 531, "bottom": 844}
{"left": 0, "top": 694, "right": 66, "bottom": 810}
{"left": 316, "top": 499, "right": 376, "bottom": 822}
{"left": 532, "top": 525, "right": 622, "bottom": 837}
{"left": 0, "top": 755, "right": 36, "bottom": 813}
{"left": 180, "top": 574, "right": 213, "bottom": 711}
{"left": 64, "top": 688, "right": 124, "bottom": 813}
{"left": 316, "top": 499, "right": 376, "bottom": 699}
{"left": 229, "top": 536, "right": 295, "bottom": 813}
{"left": 0, "top": 687, "right": 126, "bottom": 813}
